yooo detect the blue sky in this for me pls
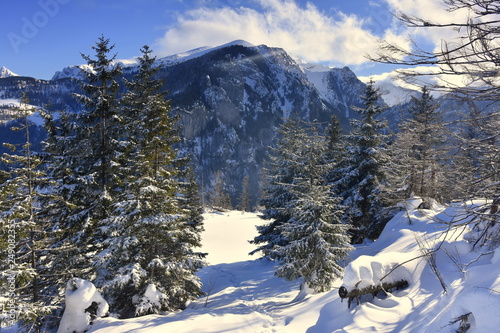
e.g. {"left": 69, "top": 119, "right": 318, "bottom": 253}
{"left": 0, "top": 0, "right": 455, "bottom": 80}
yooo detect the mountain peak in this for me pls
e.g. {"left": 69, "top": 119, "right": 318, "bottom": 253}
{"left": 0, "top": 66, "right": 18, "bottom": 78}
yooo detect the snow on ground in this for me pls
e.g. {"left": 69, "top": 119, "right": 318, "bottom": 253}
{"left": 86, "top": 206, "right": 500, "bottom": 332}
{"left": 200, "top": 211, "right": 263, "bottom": 265}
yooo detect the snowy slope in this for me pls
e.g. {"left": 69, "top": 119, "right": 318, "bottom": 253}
{"left": 85, "top": 204, "right": 500, "bottom": 333}
{"left": 300, "top": 62, "right": 366, "bottom": 120}
{"left": 0, "top": 98, "right": 45, "bottom": 125}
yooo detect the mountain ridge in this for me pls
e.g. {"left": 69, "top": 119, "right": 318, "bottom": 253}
{"left": 0, "top": 41, "right": 418, "bottom": 207}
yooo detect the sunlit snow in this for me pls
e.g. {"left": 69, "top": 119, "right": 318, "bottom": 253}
{"left": 77, "top": 205, "right": 500, "bottom": 332}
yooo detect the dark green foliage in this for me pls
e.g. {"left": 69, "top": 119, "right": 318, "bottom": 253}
{"left": 0, "top": 95, "right": 59, "bottom": 332}
{"left": 238, "top": 175, "right": 251, "bottom": 212}
{"left": 179, "top": 164, "right": 205, "bottom": 232}
{"left": 252, "top": 116, "right": 353, "bottom": 291}
{"left": 209, "top": 171, "right": 233, "bottom": 211}
{"left": 250, "top": 116, "right": 307, "bottom": 258}
{"left": 385, "top": 87, "right": 449, "bottom": 203}
{"left": 96, "top": 45, "right": 205, "bottom": 318}
{"left": 336, "top": 80, "right": 388, "bottom": 243}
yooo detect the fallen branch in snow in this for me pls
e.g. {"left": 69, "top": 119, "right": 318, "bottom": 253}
{"left": 415, "top": 234, "right": 447, "bottom": 293}
{"left": 338, "top": 280, "right": 409, "bottom": 308}
{"left": 444, "top": 312, "right": 473, "bottom": 333}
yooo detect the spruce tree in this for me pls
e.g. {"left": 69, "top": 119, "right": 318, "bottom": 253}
{"left": 385, "top": 87, "right": 448, "bottom": 203}
{"left": 337, "top": 80, "right": 388, "bottom": 243}
{"left": 45, "top": 36, "right": 125, "bottom": 284}
{"left": 325, "top": 114, "right": 346, "bottom": 187}
{"left": 210, "top": 171, "right": 232, "bottom": 211}
{"left": 97, "top": 45, "right": 205, "bottom": 317}
{"left": 179, "top": 164, "right": 205, "bottom": 232}
{"left": 250, "top": 116, "right": 307, "bottom": 258}
{"left": 238, "top": 175, "right": 250, "bottom": 212}
{"left": 275, "top": 184, "right": 352, "bottom": 292}
{"left": 37, "top": 105, "right": 78, "bottom": 330}
{"left": 0, "top": 95, "right": 56, "bottom": 332}
{"left": 252, "top": 116, "right": 353, "bottom": 290}
{"left": 271, "top": 121, "right": 353, "bottom": 292}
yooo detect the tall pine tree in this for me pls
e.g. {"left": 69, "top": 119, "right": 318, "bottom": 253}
{"left": 271, "top": 120, "right": 353, "bottom": 292}
{"left": 0, "top": 95, "right": 57, "bottom": 332}
{"left": 35, "top": 37, "right": 125, "bottom": 325}
{"left": 385, "top": 87, "right": 448, "bottom": 203}
{"left": 97, "top": 45, "right": 205, "bottom": 317}
{"left": 337, "top": 80, "right": 388, "bottom": 243}
{"left": 46, "top": 35, "right": 125, "bottom": 284}
{"left": 250, "top": 116, "right": 306, "bottom": 258}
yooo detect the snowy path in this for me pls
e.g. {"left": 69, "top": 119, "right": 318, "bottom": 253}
{"left": 90, "top": 211, "right": 303, "bottom": 332}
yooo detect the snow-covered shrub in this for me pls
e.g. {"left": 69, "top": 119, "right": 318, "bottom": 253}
{"left": 132, "top": 284, "right": 165, "bottom": 316}
{"left": 57, "top": 278, "right": 108, "bottom": 333}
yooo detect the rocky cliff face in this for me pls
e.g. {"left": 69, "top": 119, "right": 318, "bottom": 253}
{"left": 0, "top": 42, "right": 370, "bottom": 208}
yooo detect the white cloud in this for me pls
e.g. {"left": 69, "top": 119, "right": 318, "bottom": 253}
{"left": 154, "top": 0, "right": 410, "bottom": 67}
{"left": 382, "top": 0, "right": 471, "bottom": 49}
{"left": 360, "top": 65, "right": 474, "bottom": 96}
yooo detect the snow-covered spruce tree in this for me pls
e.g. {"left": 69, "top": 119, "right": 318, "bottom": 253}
{"left": 97, "top": 45, "right": 205, "bottom": 318}
{"left": 336, "top": 80, "right": 388, "bottom": 243}
{"left": 45, "top": 35, "right": 124, "bottom": 285}
{"left": 0, "top": 95, "right": 56, "bottom": 332}
{"left": 37, "top": 106, "right": 81, "bottom": 330}
{"left": 250, "top": 116, "right": 308, "bottom": 258}
{"left": 275, "top": 185, "right": 353, "bottom": 292}
{"left": 385, "top": 87, "right": 449, "bottom": 203}
{"left": 272, "top": 122, "right": 353, "bottom": 292}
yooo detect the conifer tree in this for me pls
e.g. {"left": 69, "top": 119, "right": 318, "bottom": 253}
{"left": 0, "top": 95, "right": 55, "bottom": 332}
{"left": 238, "top": 175, "right": 250, "bottom": 212}
{"left": 275, "top": 185, "right": 352, "bottom": 292}
{"left": 210, "top": 171, "right": 232, "bottom": 211}
{"left": 44, "top": 36, "right": 125, "bottom": 284}
{"left": 252, "top": 116, "right": 353, "bottom": 290}
{"left": 385, "top": 87, "right": 448, "bottom": 203}
{"left": 337, "top": 80, "right": 388, "bottom": 243}
{"left": 250, "top": 116, "right": 306, "bottom": 258}
{"left": 271, "top": 121, "right": 353, "bottom": 292}
{"left": 97, "top": 45, "right": 205, "bottom": 317}
{"left": 37, "top": 105, "right": 78, "bottom": 330}
{"left": 179, "top": 164, "right": 205, "bottom": 232}
{"left": 325, "top": 114, "right": 346, "bottom": 187}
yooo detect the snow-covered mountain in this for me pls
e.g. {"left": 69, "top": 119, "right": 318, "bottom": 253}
{"left": 0, "top": 40, "right": 424, "bottom": 206}
{"left": 300, "top": 62, "right": 366, "bottom": 119}
{"left": 0, "top": 66, "right": 18, "bottom": 78}
{"left": 52, "top": 64, "right": 92, "bottom": 81}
